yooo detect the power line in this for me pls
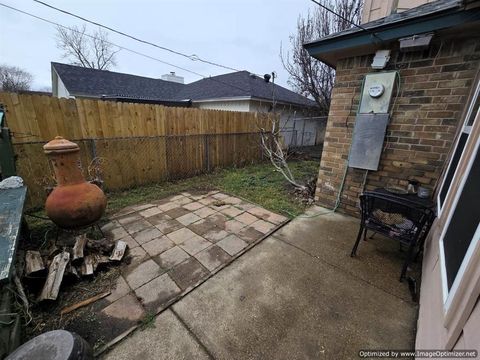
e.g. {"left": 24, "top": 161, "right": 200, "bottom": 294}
{"left": 0, "top": 2, "right": 252, "bottom": 95}
{"left": 32, "top": 0, "right": 248, "bottom": 74}
{"left": 308, "top": 0, "right": 383, "bottom": 42}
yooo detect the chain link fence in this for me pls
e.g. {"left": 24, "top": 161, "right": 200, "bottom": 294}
{"left": 13, "top": 132, "right": 265, "bottom": 209}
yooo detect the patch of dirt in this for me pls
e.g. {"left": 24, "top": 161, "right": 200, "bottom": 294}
{"left": 288, "top": 176, "right": 317, "bottom": 206}
{"left": 23, "top": 261, "right": 123, "bottom": 346}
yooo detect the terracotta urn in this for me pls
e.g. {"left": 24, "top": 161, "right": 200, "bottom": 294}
{"left": 43, "top": 136, "right": 106, "bottom": 229}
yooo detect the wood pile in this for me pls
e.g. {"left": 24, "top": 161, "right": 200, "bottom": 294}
{"left": 24, "top": 234, "right": 127, "bottom": 301}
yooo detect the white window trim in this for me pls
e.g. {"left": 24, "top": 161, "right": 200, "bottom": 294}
{"left": 437, "top": 81, "right": 480, "bottom": 215}
{"left": 438, "top": 130, "right": 480, "bottom": 346}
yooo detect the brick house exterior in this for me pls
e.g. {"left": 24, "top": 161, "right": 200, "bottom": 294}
{"left": 304, "top": 0, "right": 480, "bottom": 217}
{"left": 315, "top": 37, "right": 479, "bottom": 216}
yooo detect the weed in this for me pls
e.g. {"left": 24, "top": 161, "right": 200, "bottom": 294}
{"left": 139, "top": 311, "right": 157, "bottom": 330}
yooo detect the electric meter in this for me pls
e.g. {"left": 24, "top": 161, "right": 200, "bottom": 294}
{"left": 368, "top": 84, "right": 384, "bottom": 98}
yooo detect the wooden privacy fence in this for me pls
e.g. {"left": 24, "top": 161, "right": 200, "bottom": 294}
{"left": 0, "top": 92, "right": 273, "bottom": 208}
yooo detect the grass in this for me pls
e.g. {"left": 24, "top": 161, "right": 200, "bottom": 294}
{"left": 25, "top": 160, "right": 319, "bottom": 243}
{"left": 139, "top": 311, "right": 157, "bottom": 330}
{"left": 105, "top": 160, "right": 319, "bottom": 217}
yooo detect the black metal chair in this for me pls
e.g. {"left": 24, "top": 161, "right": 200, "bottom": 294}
{"left": 350, "top": 191, "right": 435, "bottom": 281}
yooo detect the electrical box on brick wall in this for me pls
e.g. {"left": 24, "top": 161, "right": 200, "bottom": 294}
{"left": 359, "top": 71, "right": 397, "bottom": 114}
{"left": 348, "top": 114, "right": 390, "bottom": 171}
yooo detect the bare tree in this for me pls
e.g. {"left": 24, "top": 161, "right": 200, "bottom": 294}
{"left": 259, "top": 113, "right": 307, "bottom": 191}
{"left": 281, "top": 0, "right": 362, "bottom": 114}
{"left": 0, "top": 65, "right": 33, "bottom": 92}
{"left": 56, "top": 25, "right": 118, "bottom": 70}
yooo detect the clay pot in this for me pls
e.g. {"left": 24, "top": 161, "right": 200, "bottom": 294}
{"left": 44, "top": 137, "right": 106, "bottom": 229}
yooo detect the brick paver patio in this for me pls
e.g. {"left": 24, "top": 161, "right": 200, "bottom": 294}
{"left": 66, "top": 190, "right": 288, "bottom": 349}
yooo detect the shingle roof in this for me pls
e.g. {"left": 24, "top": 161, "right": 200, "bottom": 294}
{"left": 52, "top": 63, "right": 316, "bottom": 108}
{"left": 176, "top": 71, "right": 317, "bottom": 106}
{"left": 52, "top": 62, "right": 185, "bottom": 101}
{"left": 304, "top": 0, "right": 463, "bottom": 45}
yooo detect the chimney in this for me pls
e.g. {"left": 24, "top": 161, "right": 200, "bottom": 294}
{"left": 161, "top": 72, "right": 184, "bottom": 84}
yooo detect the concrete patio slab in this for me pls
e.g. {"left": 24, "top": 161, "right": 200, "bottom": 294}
{"left": 133, "top": 228, "right": 163, "bottom": 245}
{"left": 250, "top": 219, "right": 276, "bottom": 234}
{"left": 167, "top": 228, "right": 198, "bottom": 244}
{"left": 105, "top": 226, "right": 129, "bottom": 241}
{"left": 154, "top": 246, "right": 191, "bottom": 269}
{"left": 182, "top": 201, "right": 205, "bottom": 211}
{"left": 141, "top": 236, "right": 174, "bottom": 257}
{"left": 123, "top": 219, "right": 153, "bottom": 235}
{"left": 217, "top": 234, "right": 248, "bottom": 256}
{"left": 68, "top": 191, "right": 287, "bottom": 354}
{"left": 101, "top": 204, "right": 417, "bottom": 360}
{"left": 172, "top": 236, "right": 416, "bottom": 360}
{"left": 163, "top": 207, "right": 190, "bottom": 219}
{"left": 273, "top": 207, "right": 417, "bottom": 301}
{"left": 147, "top": 212, "right": 172, "bottom": 224}
{"left": 206, "top": 213, "right": 228, "bottom": 229}
{"left": 198, "top": 196, "right": 216, "bottom": 205}
{"left": 236, "top": 212, "right": 258, "bottom": 226}
{"left": 102, "top": 310, "right": 210, "bottom": 360}
{"left": 118, "top": 234, "right": 139, "bottom": 249}
{"left": 135, "top": 273, "right": 181, "bottom": 313}
{"left": 193, "top": 206, "right": 217, "bottom": 218}
{"left": 179, "top": 235, "right": 211, "bottom": 256}
{"left": 138, "top": 207, "right": 162, "bottom": 218}
{"left": 117, "top": 214, "right": 143, "bottom": 225}
{"left": 224, "top": 219, "right": 245, "bottom": 233}
{"left": 176, "top": 213, "right": 202, "bottom": 226}
{"left": 125, "top": 246, "right": 148, "bottom": 267}
{"left": 194, "top": 245, "right": 232, "bottom": 271}
{"left": 105, "top": 276, "right": 131, "bottom": 304}
{"left": 153, "top": 219, "right": 183, "bottom": 234}
{"left": 169, "top": 257, "right": 210, "bottom": 290}
{"left": 123, "top": 259, "right": 162, "bottom": 290}
{"left": 187, "top": 218, "right": 217, "bottom": 236}
{"left": 237, "top": 226, "right": 264, "bottom": 243}
{"left": 220, "top": 206, "right": 244, "bottom": 218}
{"left": 173, "top": 197, "right": 193, "bottom": 206}
{"left": 157, "top": 202, "right": 178, "bottom": 212}
{"left": 202, "top": 229, "right": 229, "bottom": 243}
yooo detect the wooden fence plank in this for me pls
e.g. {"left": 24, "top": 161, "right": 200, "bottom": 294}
{"left": 0, "top": 92, "right": 275, "bottom": 209}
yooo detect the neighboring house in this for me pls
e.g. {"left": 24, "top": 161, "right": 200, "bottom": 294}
{"left": 304, "top": 0, "right": 480, "bottom": 352}
{"left": 51, "top": 62, "right": 322, "bottom": 147}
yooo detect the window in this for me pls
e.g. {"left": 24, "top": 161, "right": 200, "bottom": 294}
{"left": 437, "top": 81, "right": 480, "bottom": 214}
{"left": 441, "top": 148, "right": 480, "bottom": 291}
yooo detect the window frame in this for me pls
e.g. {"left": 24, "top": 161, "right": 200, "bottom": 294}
{"left": 437, "top": 80, "right": 480, "bottom": 215}
{"left": 438, "top": 118, "right": 480, "bottom": 349}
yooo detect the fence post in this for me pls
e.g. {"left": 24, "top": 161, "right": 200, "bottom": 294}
{"left": 0, "top": 127, "right": 16, "bottom": 178}
{"left": 204, "top": 134, "right": 210, "bottom": 173}
{"left": 0, "top": 107, "right": 16, "bottom": 178}
{"left": 89, "top": 138, "right": 103, "bottom": 182}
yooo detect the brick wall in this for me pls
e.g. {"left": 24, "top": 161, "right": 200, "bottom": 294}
{"left": 315, "top": 36, "right": 480, "bottom": 216}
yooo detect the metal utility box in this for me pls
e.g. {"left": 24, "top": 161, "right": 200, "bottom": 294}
{"left": 348, "top": 113, "right": 390, "bottom": 171}
{"left": 359, "top": 72, "right": 397, "bottom": 114}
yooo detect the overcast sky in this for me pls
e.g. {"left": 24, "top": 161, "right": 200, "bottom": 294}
{"left": 0, "top": 0, "right": 315, "bottom": 91}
